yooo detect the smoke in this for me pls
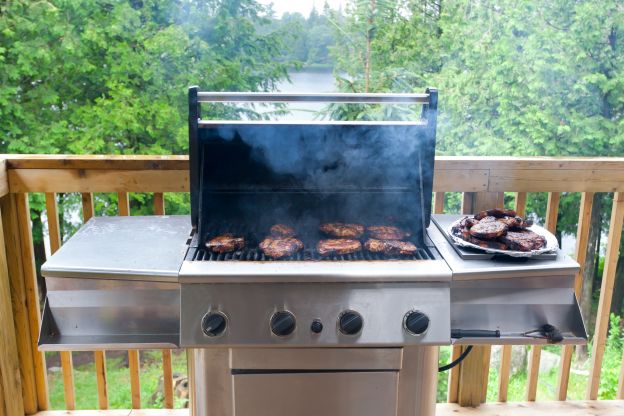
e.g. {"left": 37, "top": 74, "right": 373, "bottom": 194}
{"left": 197, "top": 122, "right": 434, "bottom": 244}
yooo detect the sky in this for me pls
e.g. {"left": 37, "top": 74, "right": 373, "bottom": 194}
{"left": 257, "top": 0, "right": 345, "bottom": 18}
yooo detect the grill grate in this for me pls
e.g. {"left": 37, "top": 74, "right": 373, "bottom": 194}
{"left": 191, "top": 246, "right": 434, "bottom": 262}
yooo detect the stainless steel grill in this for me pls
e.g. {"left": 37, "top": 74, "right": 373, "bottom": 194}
{"left": 38, "top": 90, "right": 587, "bottom": 416}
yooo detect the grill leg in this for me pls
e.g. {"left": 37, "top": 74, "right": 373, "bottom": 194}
{"left": 397, "top": 346, "right": 439, "bottom": 416}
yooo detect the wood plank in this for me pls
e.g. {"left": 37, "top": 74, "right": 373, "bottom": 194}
{"left": 489, "top": 169, "right": 624, "bottom": 192}
{"left": 447, "top": 346, "right": 461, "bottom": 403}
{"left": 545, "top": 192, "right": 561, "bottom": 234}
{"left": 81, "top": 193, "right": 95, "bottom": 222}
{"left": 433, "top": 192, "right": 445, "bottom": 214}
{"left": 130, "top": 411, "right": 188, "bottom": 416}
{"left": 0, "top": 159, "right": 8, "bottom": 197}
{"left": 514, "top": 192, "right": 527, "bottom": 217}
{"left": 433, "top": 170, "right": 488, "bottom": 192}
{"left": 0, "top": 195, "right": 38, "bottom": 414}
{"left": 15, "top": 194, "right": 49, "bottom": 410}
{"left": 45, "top": 194, "right": 61, "bottom": 253}
{"left": 587, "top": 192, "right": 624, "bottom": 399}
{"left": 526, "top": 346, "right": 541, "bottom": 401}
{"left": 498, "top": 346, "right": 512, "bottom": 402}
{"left": 10, "top": 170, "right": 189, "bottom": 193}
{"left": 153, "top": 193, "right": 165, "bottom": 216}
{"left": 618, "top": 350, "right": 624, "bottom": 399}
{"left": 128, "top": 350, "right": 141, "bottom": 409}
{"left": 434, "top": 156, "right": 624, "bottom": 171}
{"left": 94, "top": 351, "right": 108, "bottom": 410}
{"left": 0, "top": 202, "right": 25, "bottom": 416}
{"left": 461, "top": 193, "right": 474, "bottom": 215}
{"left": 457, "top": 345, "right": 489, "bottom": 406}
{"left": 437, "top": 400, "right": 624, "bottom": 416}
{"left": 4, "top": 154, "right": 188, "bottom": 170}
{"left": 558, "top": 192, "right": 594, "bottom": 400}
{"left": 60, "top": 352, "right": 75, "bottom": 410}
{"left": 118, "top": 193, "right": 130, "bottom": 216}
{"left": 481, "top": 346, "right": 491, "bottom": 403}
{"left": 161, "top": 350, "right": 174, "bottom": 409}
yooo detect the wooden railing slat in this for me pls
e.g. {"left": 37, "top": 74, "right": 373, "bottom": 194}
{"left": 447, "top": 346, "right": 461, "bottom": 403}
{"left": 15, "top": 194, "right": 49, "bottom": 410}
{"left": 0, "top": 200, "right": 25, "bottom": 416}
{"left": 94, "top": 351, "right": 108, "bottom": 409}
{"left": 129, "top": 350, "right": 141, "bottom": 409}
{"left": 153, "top": 193, "right": 165, "bottom": 216}
{"left": 557, "top": 192, "right": 594, "bottom": 400}
{"left": 514, "top": 192, "right": 527, "bottom": 217}
{"left": 589, "top": 192, "right": 624, "bottom": 399}
{"left": 434, "top": 192, "right": 445, "bottom": 214}
{"left": 498, "top": 346, "right": 512, "bottom": 402}
{"left": 45, "top": 193, "right": 76, "bottom": 409}
{"left": 162, "top": 350, "right": 174, "bottom": 409}
{"left": 81, "top": 193, "right": 95, "bottom": 222}
{"left": 118, "top": 192, "right": 130, "bottom": 216}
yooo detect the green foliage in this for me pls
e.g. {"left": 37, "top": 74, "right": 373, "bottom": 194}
{"left": 598, "top": 314, "right": 624, "bottom": 399}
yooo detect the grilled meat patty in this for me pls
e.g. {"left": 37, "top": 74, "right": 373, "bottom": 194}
{"left": 364, "top": 239, "right": 418, "bottom": 256}
{"left": 469, "top": 221, "right": 508, "bottom": 239}
{"left": 270, "top": 224, "right": 296, "bottom": 238}
{"left": 467, "top": 236, "right": 508, "bottom": 250}
{"left": 319, "top": 223, "right": 365, "bottom": 238}
{"left": 475, "top": 208, "right": 517, "bottom": 220}
{"left": 367, "top": 225, "right": 411, "bottom": 240}
{"left": 205, "top": 234, "right": 245, "bottom": 253}
{"left": 499, "top": 230, "right": 546, "bottom": 252}
{"left": 317, "top": 239, "right": 362, "bottom": 256}
{"left": 260, "top": 237, "right": 304, "bottom": 258}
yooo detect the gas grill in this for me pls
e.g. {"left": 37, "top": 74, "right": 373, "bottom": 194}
{"left": 39, "top": 89, "right": 587, "bottom": 416}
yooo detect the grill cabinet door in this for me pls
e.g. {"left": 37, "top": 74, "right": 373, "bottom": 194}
{"left": 232, "top": 371, "right": 398, "bottom": 416}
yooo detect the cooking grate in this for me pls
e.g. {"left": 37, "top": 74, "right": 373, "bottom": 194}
{"left": 190, "top": 246, "right": 434, "bottom": 262}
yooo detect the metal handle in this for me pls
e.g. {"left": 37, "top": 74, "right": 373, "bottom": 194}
{"left": 196, "top": 91, "right": 430, "bottom": 104}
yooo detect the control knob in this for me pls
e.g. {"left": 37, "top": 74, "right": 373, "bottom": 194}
{"left": 339, "top": 311, "right": 363, "bottom": 335}
{"left": 404, "top": 310, "right": 429, "bottom": 335}
{"left": 202, "top": 312, "right": 227, "bottom": 337}
{"left": 271, "top": 311, "right": 296, "bottom": 336}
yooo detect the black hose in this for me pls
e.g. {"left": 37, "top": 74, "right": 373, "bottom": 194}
{"left": 438, "top": 345, "right": 473, "bottom": 372}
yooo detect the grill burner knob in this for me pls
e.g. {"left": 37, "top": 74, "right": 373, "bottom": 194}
{"left": 311, "top": 319, "right": 323, "bottom": 334}
{"left": 404, "top": 311, "right": 429, "bottom": 335}
{"left": 202, "top": 312, "right": 227, "bottom": 337}
{"left": 339, "top": 311, "right": 363, "bottom": 335}
{"left": 271, "top": 311, "right": 296, "bottom": 337}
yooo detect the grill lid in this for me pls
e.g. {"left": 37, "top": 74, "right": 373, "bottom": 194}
{"left": 188, "top": 89, "right": 438, "bottom": 250}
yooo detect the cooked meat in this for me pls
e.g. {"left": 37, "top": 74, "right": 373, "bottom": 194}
{"left": 479, "top": 216, "right": 498, "bottom": 223}
{"left": 497, "top": 216, "right": 521, "bottom": 228}
{"left": 270, "top": 224, "right": 296, "bottom": 238}
{"left": 319, "top": 223, "right": 365, "bottom": 238}
{"left": 364, "top": 239, "right": 418, "bottom": 256}
{"left": 367, "top": 225, "right": 411, "bottom": 240}
{"left": 499, "top": 230, "right": 546, "bottom": 252}
{"left": 205, "top": 234, "right": 245, "bottom": 253}
{"left": 467, "top": 236, "right": 509, "bottom": 251}
{"left": 469, "top": 221, "right": 508, "bottom": 239}
{"left": 260, "top": 237, "right": 303, "bottom": 258}
{"left": 510, "top": 217, "right": 534, "bottom": 230}
{"left": 475, "top": 208, "right": 517, "bottom": 220}
{"left": 317, "top": 239, "right": 362, "bottom": 256}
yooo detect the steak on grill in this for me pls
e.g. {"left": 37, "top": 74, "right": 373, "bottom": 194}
{"left": 367, "top": 226, "right": 411, "bottom": 240}
{"left": 270, "top": 224, "right": 296, "bottom": 238}
{"left": 260, "top": 237, "right": 304, "bottom": 258}
{"left": 499, "top": 230, "right": 546, "bottom": 252}
{"left": 364, "top": 239, "right": 418, "bottom": 256}
{"left": 319, "top": 223, "right": 365, "bottom": 238}
{"left": 205, "top": 234, "right": 245, "bottom": 253}
{"left": 317, "top": 239, "right": 362, "bottom": 256}
{"left": 469, "top": 221, "right": 508, "bottom": 239}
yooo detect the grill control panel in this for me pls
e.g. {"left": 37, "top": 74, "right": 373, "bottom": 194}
{"left": 181, "top": 282, "right": 450, "bottom": 346}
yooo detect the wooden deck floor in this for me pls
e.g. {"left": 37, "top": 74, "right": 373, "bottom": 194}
{"left": 34, "top": 400, "right": 624, "bottom": 416}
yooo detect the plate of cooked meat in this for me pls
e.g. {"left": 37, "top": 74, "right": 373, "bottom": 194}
{"left": 448, "top": 208, "right": 558, "bottom": 257}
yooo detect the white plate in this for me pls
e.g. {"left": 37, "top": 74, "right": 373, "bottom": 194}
{"left": 448, "top": 217, "right": 559, "bottom": 258}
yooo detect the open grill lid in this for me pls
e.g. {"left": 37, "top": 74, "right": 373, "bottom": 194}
{"left": 188, "top": 88, "right": 438, "bottom": 248}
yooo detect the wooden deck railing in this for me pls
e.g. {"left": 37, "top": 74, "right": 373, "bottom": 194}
{"left": 0, "top": 155, "right": 623, "bottom": 415}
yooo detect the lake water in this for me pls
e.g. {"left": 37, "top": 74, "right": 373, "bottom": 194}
{"left": 274, "top": 70, "right": 338, "bottom": 120}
